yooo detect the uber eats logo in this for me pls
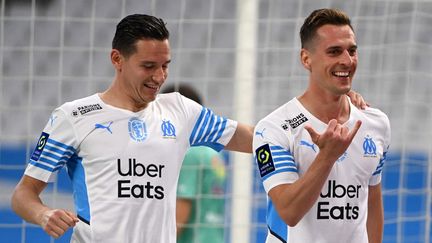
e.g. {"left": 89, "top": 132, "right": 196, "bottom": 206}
{"left": 256, "top": 144, "right": 275, "bottom": 177}
{"left": 317, "top": 180, "right": 361, "bottom": 220}
{"left": 117, "top": 158, "right": 165, "bottom": 200}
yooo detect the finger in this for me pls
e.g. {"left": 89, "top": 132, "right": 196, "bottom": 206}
{"left": 359, "top": 95, "right": 369, "bottom": 109}
{"left": 347, "top": 90, "right": 360, "bottom": 108}
{"left": 54, "top": 216, "right": 73, "bottom": 231}
{"left": 304, "top": 124, "right": 320, "bottom": 142}
{"left": 64, "top": 210, "right": 79, "bottom": 224}
{"left": 47, "top": 229, "right": 61, "bottom": 239}
{"left": 50, "top": 210, "right": 76, "bottom": 228}
{"left": 60, "top": 213, "right": 77, "bottom": 228}
{"left": 46, "top": 223, "right": 66, "bottom": 239}
{"left": 326, "top": 119, "right": 338, "bottom": 132}
{"left": 357, "top": 94, "right": 367, "bottom": 109}
{"left": 340, "top": 125, "right": 349, "bottom": 138}
{"left": 347, "top": 90, "right": 368, "bottom": 110}
{"left": 348, "top": 120, "right": 362, "bottom": 141}
{"left": 352, "top": 94, "right": 361, "bottom": 107}
{"left": 333, "top": 124, "right": 342, "bottom": 136}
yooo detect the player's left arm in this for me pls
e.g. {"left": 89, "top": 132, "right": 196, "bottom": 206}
{"left": 225, "top": 123, "right": 254, "bottom": 153}
{"left": 367, "top": 183, "right": 384, "bottom": 243}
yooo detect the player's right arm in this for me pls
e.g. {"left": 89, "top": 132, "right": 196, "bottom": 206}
{"left": 261, "top": 119, "right": 362, "bottom": 226}
{"left": 225, "top": 122, "right": 254, "bottom": 153}
{"left": 11, "top": 175, "right": 78, "bottom": 238}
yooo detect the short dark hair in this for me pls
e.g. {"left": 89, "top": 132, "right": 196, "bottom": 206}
{"left": 300, "top": 8, "right": 353, "bottom": 49}
{"left": 161, "top": 84, "right": 203, "bottom": 105}
{"left": 112, "top": 14, "right": 170, "bottom": 57}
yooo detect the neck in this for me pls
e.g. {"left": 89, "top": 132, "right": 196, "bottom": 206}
{"left": 100, "top": 81, "right": 149, "bottom": 112}
{"left": 297, "top": 90, "right": 350, "bottom": 124}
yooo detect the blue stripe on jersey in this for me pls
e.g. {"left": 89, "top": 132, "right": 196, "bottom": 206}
{"left": 38, "top": 156, "right": 58, "bottom": 167}
{"left": 189, "top": 107, "right": 206, "bottom": 144}
{"left": 189, "top": 107, "right": 228, "bottom": 147}
{"left": 207, "top": 116, "right": 223, "bottom": 141}
{"left": 206, "top": 116, "right": 222, "bottom": 142}
{"left": 270, "top": 145, "right": 285, "bottom": 151}
{"left": 260, "top": 145, "right": 297, "bottom": 182}
{"left": 30, "top": 138, "right": 75, "bottom": 172}
{"left": 373, "top": 151, "right": 387, "bottom": 176}
{"left": 40, "top": 150, "right": 65, "bottom": 162}
{"left": 28, "top": 159, "right": 65, "bottom": 173}
{"left": 67, "top": 154, "right": 91, "bottom": 224}
{"left": 267, "top": 200, "right": 287, "bottom": 242}
{"left": 201, "top": 112, "right": 216, "bottom": 141}
{"left": 44, "top": 144, "right": 74, "bottom": 157}
{"left": 194, "top": 108, "right": 212, "bottom": 143}
{"left": 29, "top": 160, "right": 55, "bottom": 172}
{"left": 211, "top": 118, "right": 227, "bottom": 143}
{"left": 47, "top": 138, "right": 76, "bottom": 152}
{"left": 272, "top": 151, "right": 290, "bottom": 156}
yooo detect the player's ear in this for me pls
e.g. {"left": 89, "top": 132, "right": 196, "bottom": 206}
{"left": 111, "top": 49, "right": 123, "bottom": 70}
{"left": 300, "top": 48, "right": 311, "bottom": 71}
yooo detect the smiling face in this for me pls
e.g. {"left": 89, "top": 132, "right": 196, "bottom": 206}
{"left": 111, "top": 38, "right": 171, "bottom": 109}
{"left": 301, "top": 24, "right": 357, "bottom": 96}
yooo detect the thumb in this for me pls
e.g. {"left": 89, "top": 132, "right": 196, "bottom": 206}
{"left": 64, "top": 210, "right": 79, "bottom": 222}
{"left": 304, "top": 124, "right": 320, "bottom": 143}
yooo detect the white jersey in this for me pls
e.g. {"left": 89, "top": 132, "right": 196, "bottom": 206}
{"left": 253, "top": 97, "right": 390, "bottom": 243}
{"left": 25, "top": 93, "right": 237, "bottom": 243}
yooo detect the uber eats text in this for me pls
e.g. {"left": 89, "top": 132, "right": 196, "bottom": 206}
{"left": 317, "top": 180, "right": 361, "bottom": 220}
{"left": 117, "top": 158, "right": 165, "bottom": 199}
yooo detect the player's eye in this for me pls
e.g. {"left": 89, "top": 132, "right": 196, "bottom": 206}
{"left": 349, "top": 48, "right": 357, "bottom": 56}
{"left": 142, "top": 64, "right": 154, "bottom": 69}
{"left": 327, "top": 49, "right": 341, "bottom": 55}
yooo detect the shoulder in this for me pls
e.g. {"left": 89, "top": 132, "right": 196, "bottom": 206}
{"left": 58, "top": 94, "right": 101, "bottom": 115}
{"left": 256, "top": 99, "right": 300, "bottom": 132}
{"left": 352, "top": 105, "right": 391, "bottom": 145}
{"left": 155, "top": 92, "right": 190, "bottom": 105}
{"left": 354, "top": 106, "right": 390, "bottom": 129}
{"left": 254, "top": 100, "right": 301, "bottom": 150}
{"left": 155, "top": 92, "right": 201, "bottom": 112}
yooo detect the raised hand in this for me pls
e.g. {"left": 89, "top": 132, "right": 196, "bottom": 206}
{"left": 304, "top": 119, "right": 362, "bottom": 163}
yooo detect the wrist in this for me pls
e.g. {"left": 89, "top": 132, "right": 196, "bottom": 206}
{"left": 35, "top": 206, "right": 51, "bottom": 226}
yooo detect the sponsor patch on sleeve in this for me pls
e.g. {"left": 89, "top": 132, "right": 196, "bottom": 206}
{"left": 255, "top": 144, "right": 275, "bottom": 178}
{"left": 30, "top": 132, "right": 50, "bottom": 161}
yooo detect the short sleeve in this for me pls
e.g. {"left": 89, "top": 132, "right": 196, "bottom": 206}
{"left": 253, "top": 119, "right": 299, "bottom": 193}
{"left": 25, "top": 108, "right": 78, "bottom": 183}
{"left": 369, "top": 112, "right": 391, "bottom": 186}
{"left": 181, "top": 95, "right": 237, "bottom": 152}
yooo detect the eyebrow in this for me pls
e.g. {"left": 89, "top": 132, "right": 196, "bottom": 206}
{"left": 327, "top": 44, "right": 357, "bottom": 50}
{"left": 140, "top": 59, "right": 172, "bottom": 65}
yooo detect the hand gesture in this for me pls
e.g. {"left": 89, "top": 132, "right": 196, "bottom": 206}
{"left": 304, "top": 119, "right": 362, "bottom": 163}
{"left": 40, "top": 209, "right": 79, "bottom": 238}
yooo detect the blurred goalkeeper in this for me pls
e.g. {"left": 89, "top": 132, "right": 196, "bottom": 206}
{"left": 253, "top": 8, "right": 390, "bottom": 243}
{"left": 11, "top": 14, "right": 253, "bottom": 243}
